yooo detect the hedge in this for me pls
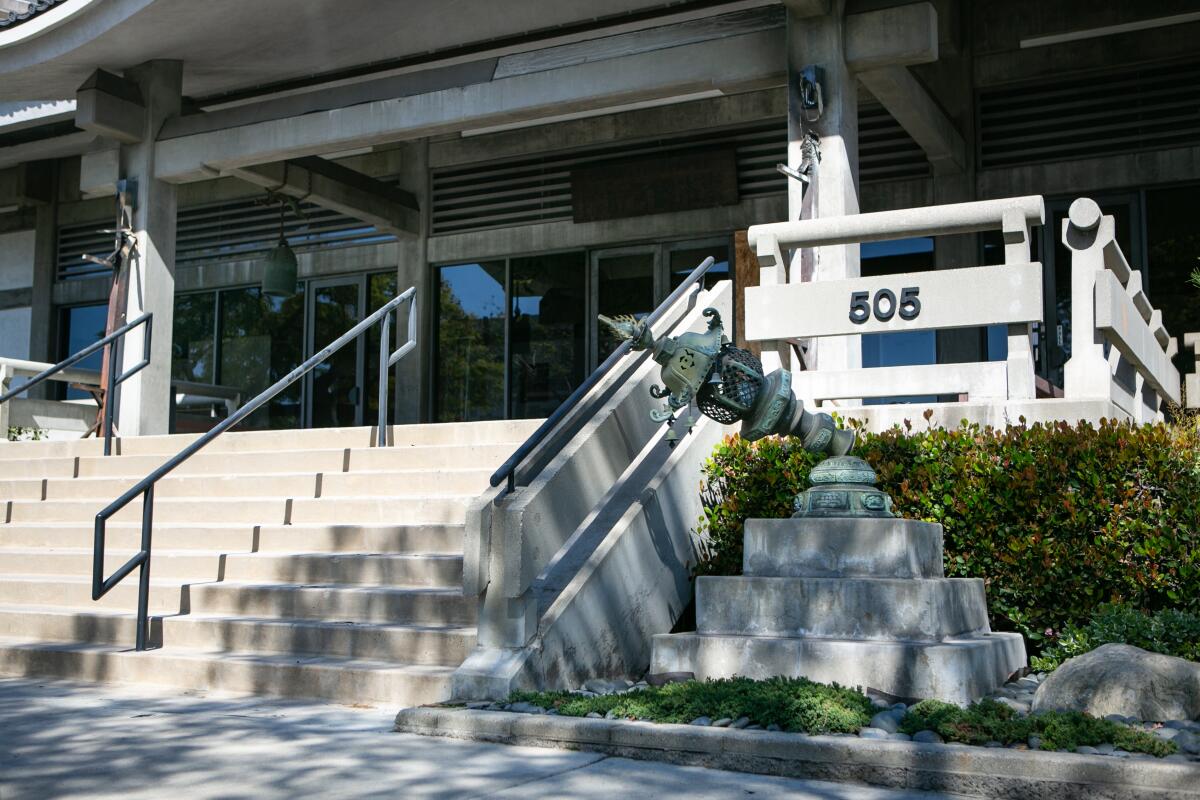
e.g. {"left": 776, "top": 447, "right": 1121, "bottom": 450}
{"left": 697, "top": 417, "right": 1200, "bottom": 644}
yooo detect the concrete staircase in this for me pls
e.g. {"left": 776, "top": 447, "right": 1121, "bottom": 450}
{"left": 0, "top": 420, "right": 538, "bottom": 706}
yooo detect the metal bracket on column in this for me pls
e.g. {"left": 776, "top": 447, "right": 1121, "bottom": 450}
{"left": 797, "top": 65, "right": 824, "bottom": 123}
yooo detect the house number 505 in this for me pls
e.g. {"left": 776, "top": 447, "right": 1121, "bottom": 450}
{"left": 849, "top": 287, "right": 921, "bottom": 324}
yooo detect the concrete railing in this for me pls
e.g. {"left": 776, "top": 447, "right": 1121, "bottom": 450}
{"left": 1062, "top": 198, "right": 1180, "bottom": 422}
{"left": 745, "top": 196, "right": 1046, "bottom": 408}
{"left": 454, "top": 281, "right": 732, "bottom": 699}
{"left": 1186, "top": 334, "right": 1200, "bottom": 410}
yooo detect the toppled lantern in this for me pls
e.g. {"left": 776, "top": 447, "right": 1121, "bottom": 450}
{"left": 598, "top": 308, "right": 855, "bottom": 457}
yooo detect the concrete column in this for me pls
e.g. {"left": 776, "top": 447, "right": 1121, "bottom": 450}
{"left": 395, "top": 140, "right": 429, "bottom": 424}
{"left": 117, "top": 61, "right": 182, "bottom": 436}
{"left": 786, "top": 3, "right": 860, "bottom": 374}
{"left": 28, "top": 184, "right": 57, "bottom": 391}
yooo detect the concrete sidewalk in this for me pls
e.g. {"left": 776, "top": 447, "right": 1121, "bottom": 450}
{"left": 0, "top": 677, "right": 968, "bottom": 799}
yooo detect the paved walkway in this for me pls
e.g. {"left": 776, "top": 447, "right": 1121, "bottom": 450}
{"left": 0, "top": 677, "right": 967, "bottom": 799}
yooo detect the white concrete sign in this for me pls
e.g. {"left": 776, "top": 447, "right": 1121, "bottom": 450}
{"left": 744, "top": 262, "right": 1043, "bottom": 341}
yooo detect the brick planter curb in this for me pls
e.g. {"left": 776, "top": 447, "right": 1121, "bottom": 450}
{"left": 394, "top": 707, "right": 1200, "bottom": 800}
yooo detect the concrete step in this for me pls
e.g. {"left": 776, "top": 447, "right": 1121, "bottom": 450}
{"left": 188, "top": 582, "right": 474, "bottom": 625}
{"left": 695, "top": 575, "right": 991, "bottom": 641}
{"left": 650, "top": 631, "right": 1027, "bottom": 706}
{"left": 0, "top": 639, "right": 456, "bottom": 706}
{"left": 221, "top": 552, "right": 463, "bottom": 587}
{"left": 0, "top": 443, "right": 515, "bottom": 481}
{"left": 0, "top": 468, "right": 494, "bottom": 503}
{"left": 0, "top": 523, "right": 463, "bottom": 554}
{"left": 0, "top": 419, "right": 541, "bottom": 461}
{"left": 0, "top": 548, "right": 237, "bottom": 581}
{"left": 0, "top": 605, "right": 147, "bottom": 646}
{"left": 160, "top": 615, "right": 476, "bottom": 664}
{"left": 0, "top": 575, "right": 188, "bottom": 614}
{"left": 3, "top": 494, "right": 473, "bottom": 525}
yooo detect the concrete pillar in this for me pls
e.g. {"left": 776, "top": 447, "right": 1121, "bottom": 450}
{"left": 786, "top": 3, "right": 860, "bottom": 374}
{"left": 395, "top": 139, "right": 429, "bottom": 425}
{"left": 117, "top": 61, "right": 182, "bottom": 436}
{"left": 28, "top": 182, "right": 57, "bottom": 390}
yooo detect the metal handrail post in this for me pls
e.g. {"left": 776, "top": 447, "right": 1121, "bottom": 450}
{"left": 489, "top": 257, "right": 715, "bottom": 497}
{"left": 378, "top": 309, "right": 392, "bottom": 447}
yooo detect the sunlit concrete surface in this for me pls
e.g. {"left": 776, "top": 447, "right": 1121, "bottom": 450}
{"left": 0, "top": 677, "right": 968, "bottom": 799}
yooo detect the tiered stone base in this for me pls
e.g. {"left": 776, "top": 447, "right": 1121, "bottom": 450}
{"left": 651, "top": 518, "right": 1025, "bottom": 705}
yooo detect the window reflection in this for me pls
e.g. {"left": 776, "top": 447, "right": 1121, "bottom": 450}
{"left": 510, "top": 253, "right": 585, "bottom": 419}
{"left": 436, "top": 262, "right": 506, "bottom": 422}
{"left": 218, "top": 285, "right": 304, "bottom": 430}
{"left": 59, "top": 304, "right": 107, "bottom": 400}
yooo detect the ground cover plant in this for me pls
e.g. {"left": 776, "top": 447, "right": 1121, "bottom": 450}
{"left": 507, "top": 676, "right": 873, "bottom": 734}
{"left": 500, "top": 680, "right": 1177, "bottom": 757}
{"left": 697, "top": 418, "right": 1200, "bottom": 645}
{"left": 1030, "top": 604, "right": 1200, "bottom": 671}
{"left": 899, "top": 698, "right": 1175, "bottom": 756}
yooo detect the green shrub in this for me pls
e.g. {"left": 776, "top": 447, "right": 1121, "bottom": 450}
{"left": 899, "top": 698, "right": 1175, "bottom": 756}
{"left": 1030, "top": 604, "right": 1200, "bottom": 671}
{"left": 507, "top": 676, "right": 873, "bottom": 734}
{"left": 698, "top": 419, "right": 1200, "bottom": 642}
{"left": 6, "top": 425, "right": 45, "bottom": 442}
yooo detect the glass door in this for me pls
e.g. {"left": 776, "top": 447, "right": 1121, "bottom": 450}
{"left": 304, "top": 276, "right": 366, "bottom": 428}
{"left": 591, "top": 247, "right": 659, "bottom": 369}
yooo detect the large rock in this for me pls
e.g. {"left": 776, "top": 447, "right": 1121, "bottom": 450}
{"left": 1032, "top": 644, "right": 1200, "bottom": 721}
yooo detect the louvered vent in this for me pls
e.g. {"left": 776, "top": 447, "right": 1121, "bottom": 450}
{"left": 861, "top": 102, "right": 931, "bottom": 182}
{"left": 57, "top": 199, "right": 394, "bottom": 279}
{"left": 175, "top": 197, "right": 393, "bottom": 266}
{"left": 56, "top": 221, "right": 114, "bottom": 280}
{"left": 431, "top": 109, "right": 927, "bottom": 236}
{"left": 979, "top": 59, "right": 1200, "bottom": 169}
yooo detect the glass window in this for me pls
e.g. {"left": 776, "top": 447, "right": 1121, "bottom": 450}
{"left": 860, "top": 238, "right": 936, "bottom": 404}
{"left": 436, "top": 262, "right": 506, "bottom": 422}
{"left": 510, "top": 253, "right": 586, "bottom": 419}
{"left": 668, "top": 244, "right": 730, "bottom": 291}
{"left": 59, "top": 304, "right": 108, "bottom": 400}
{"left": 596, "top": 251, "right": 655, "bottom": 363}
{"left": 1146, "top": 184, "right": 1200, "bottom": 378}
{"left": 172, "top": 293, "right": 215, "bottom": 384}
{"left": 218, "top": 285, "right": 304, "bottom": 430}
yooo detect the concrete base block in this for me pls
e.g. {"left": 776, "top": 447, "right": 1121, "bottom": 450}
{"left": 697, "top": 576, "right": 989, "bottom": 641}
{"left": 650, "top": 631, "right": 1026, "bottom": 705}
{"left": 829, "top": 398, "right": 1135, "bottom": 433}
{"left": 744, "top": 517, "right": 944, "bottom": 578}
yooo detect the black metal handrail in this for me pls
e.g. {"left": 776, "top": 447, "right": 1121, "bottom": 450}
{"left": 93, "top": 286, "right": 417, "bottom": 651}
{"left": 0, "top": 313, "right": 152, "bottom": 457}
{"left": 490, "top": 256, "right": 716, "bottom": 497}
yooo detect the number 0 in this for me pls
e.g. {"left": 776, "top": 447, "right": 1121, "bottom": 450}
{"left": 873, "top": 289, "right": 896, "bottom": 321}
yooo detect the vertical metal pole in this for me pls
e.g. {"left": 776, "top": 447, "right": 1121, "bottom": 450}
{"left": 135, "top": 485, "right": 154, "bottom": 651}
{"left": 377, "top": 311, "right": 391, "bottom": 447}
{"left": 103, "top": 339, "right": 118, "bottom": 457}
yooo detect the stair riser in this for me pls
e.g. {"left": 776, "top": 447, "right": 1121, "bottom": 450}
{"left": 0, "top": 579, "right": 184, "bottom": 614}
{"left": 0, "top": 609, "right": 153, "bottom": 647}
{"left": 0, "top": 551, "right": 235, "bottom": 581}
{"left": 0, "top": 419, "right": 538, "bottom": 461}
{"left": 0, "top": 524, "right": 462, "bottom": 554}
{"left": 222, "top": 554, "right": 463, "bottom": 587}
{"left": 0, "top": 645, "right": 452, "bottom": 706}
{"left": 188, "top": 585, "right": 474, "bottom": 625}
{"left": 4, "top": 497, "right": 468, "bottom": 525}
{"left": 160, "top": 617, "right": 475, "bottom": 664}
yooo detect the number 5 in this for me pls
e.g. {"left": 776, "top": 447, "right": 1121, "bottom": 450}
{"left": 899, "top": 287, "right": 921, "bottom": 320}
{"left": 849, "top": 291, "right": 869, "bottom": 324}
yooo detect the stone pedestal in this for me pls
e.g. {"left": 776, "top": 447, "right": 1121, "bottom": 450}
{"left": 651, "top": 518, "right": 1025, "bottom": 705}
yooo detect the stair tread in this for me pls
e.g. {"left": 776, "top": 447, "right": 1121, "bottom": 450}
{"left": 0, "top": 636, "right": 460, "bottom": 673}
{"left": 0, "top": 604, "right": 475, "bottom": 632}
{"left": 0, "top": 547, "right": 461, "bottom": 558}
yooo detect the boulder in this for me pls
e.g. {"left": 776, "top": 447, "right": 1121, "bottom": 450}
{"left": 1032, "top": 644, "right": 1200, "bottom": 721}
